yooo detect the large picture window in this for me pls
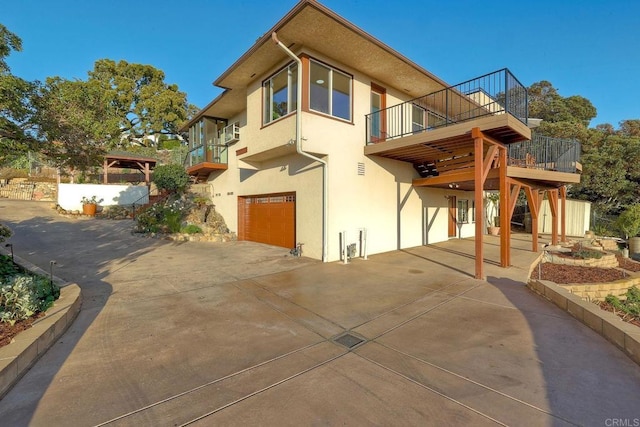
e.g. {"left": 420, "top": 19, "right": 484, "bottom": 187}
{"left": 263, "top": 63, "right": 297, "bottom": 124}
{"left": 309, "top": 60, "right": 351, "bottom": 121}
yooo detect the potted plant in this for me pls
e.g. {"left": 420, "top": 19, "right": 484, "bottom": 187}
{"left": 486, "top": 192, "right": 500, "bottom": 235}
{"left": 81, "top": 195, "right": 103, "bottom": 216}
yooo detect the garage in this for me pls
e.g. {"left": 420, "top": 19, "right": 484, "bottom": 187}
{"left": 238, "top": 192, "right": 296, "bottom": 249}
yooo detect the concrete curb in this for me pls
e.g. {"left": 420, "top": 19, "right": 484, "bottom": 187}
{"left": 528, "top": 278, "right": 640, "bottom": 367}
{"left": 0, "top": 250, "right": 82, "bottom": 399}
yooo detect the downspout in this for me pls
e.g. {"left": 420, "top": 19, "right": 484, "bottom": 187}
{"left": 271, "top": 32, "right": 328, "bottom": 262}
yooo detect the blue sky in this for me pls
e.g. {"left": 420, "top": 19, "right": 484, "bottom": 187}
{"left": 3, "top": 0, "right": 639, "bottom": 128}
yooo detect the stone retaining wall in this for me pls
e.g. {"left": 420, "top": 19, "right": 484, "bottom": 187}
{"left": 545, "top": 252, "right": 619, "bottom": 268}
{"left": 0, "top": 181, "right": 57, "bottom": 201}
{"left": 559, "top": 276, "right": 640, "bottom": 301}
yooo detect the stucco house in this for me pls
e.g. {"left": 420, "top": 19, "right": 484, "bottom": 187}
{"left": 181, "top": 0, "right": 581, "bottom": 279}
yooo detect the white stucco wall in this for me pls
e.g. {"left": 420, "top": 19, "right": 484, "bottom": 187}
{"left": 204, "top": 47, "right": 471, "bottom": 261}
{"left": 58, "top": 183, "right": 148, "bottom": 211}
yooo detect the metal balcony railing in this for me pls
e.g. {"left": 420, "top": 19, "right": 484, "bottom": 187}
{"left": 507, "top": 134, "right": 581, "bottom": 173}
{"left": 365, "top": 68, "right": 528, "bottom": 144}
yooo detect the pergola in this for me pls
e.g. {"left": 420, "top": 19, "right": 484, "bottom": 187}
{"left": 102, "top": 152, "right": 158, "bottom": 185}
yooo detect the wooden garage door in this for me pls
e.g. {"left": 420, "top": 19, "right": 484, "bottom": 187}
{"left": 238, "top": 193, "right": 295, "bottom": 249}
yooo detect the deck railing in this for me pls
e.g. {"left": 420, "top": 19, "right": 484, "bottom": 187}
{"left": 365, "top": 68, "right": 527, "bottom": 145}
{"left": 507, "top": 134, "right": 581, "bottom": 173}
{"left": 184, "top": 139, "right": 228, "bottom": 168}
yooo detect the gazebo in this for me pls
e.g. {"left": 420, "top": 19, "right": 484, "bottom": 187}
{"left": 102, "top": 152, "right": 158, "bottom": 185}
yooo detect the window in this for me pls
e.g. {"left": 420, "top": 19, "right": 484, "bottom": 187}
{"left": 457, "top": 199, "right": 469, "bottom": 224}
{"left": 471, "top": 200, "right": 476, "bottom": 223}
{"left": 263, "top": 63, "right": 297, "bottom": 124}
{"left": 309, "top": 60, "right": 351, "bottom": 121}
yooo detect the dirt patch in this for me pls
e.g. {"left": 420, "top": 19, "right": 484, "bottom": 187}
{"left": 0, "top": 312, "right": 45, "bottom": 348}
{"left": 616, "top": 255, "right": 640, "bottom": 272}
{"left": 532, "top": 263, "right": 626, "bottom": 284}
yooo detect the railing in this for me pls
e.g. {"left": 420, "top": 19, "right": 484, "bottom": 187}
{"left": 184, "top": 139, "right": 229, "bottom": 168}
{"left": 507, "top": 134, "right": 581, "bottom": 173}
{"left": 365, "top": 68, "right": 528, "bottom": 144}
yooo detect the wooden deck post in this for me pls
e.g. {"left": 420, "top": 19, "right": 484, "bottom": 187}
{"left": 473, "top": 129, "right": 485, "bottom": 280}
{"left": 559, "top": 186, "right": 567, "bottom": 242}
{"left": 548, "top": 189, "right": 559, "bottom": 245}
{"left": 525, "top": 187, "right": 540, "bottom": 252}
{"left": 499, "top": 147, "right": 510, "bottom": 267}
{"left": 103, "top": 158, "right": 108, "bottom": 184}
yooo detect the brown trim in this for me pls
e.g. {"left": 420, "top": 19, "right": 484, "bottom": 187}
{"left": 301, "top": 54, "right": 310, "bottom": 111}
{"left": 236, "top": 147, "right": 248, "bottom": 156}
{"left": 370, "top": 83, "right": 387, "bottom": 142}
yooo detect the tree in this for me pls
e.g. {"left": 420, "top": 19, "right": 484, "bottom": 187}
{"left": 619, "top": 119, "right": 640, "bottom": 137}
{"left": 34, "top": 59, "right": 195, "bottom": 172}
{"left": 0, "top": 24, "right": 38, "bottom": 163}
{"left": 33, "top": 77, "right": 119, "bottom": 173}
{"left": 0, "top": 23, "right": 21, "bottom": 74}
{"left": 88, "top": 59, "right": 193, "bottom": 145}
{"left": 528, "top": 81, "right": 596, "bottom": 127}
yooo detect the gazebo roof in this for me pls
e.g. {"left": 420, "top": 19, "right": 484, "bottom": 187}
{"left": 105, "top": 151, "right": 158, "bottom": 170}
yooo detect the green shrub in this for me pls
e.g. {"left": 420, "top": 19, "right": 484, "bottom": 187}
{"left": 571, "top": 249, "right": 603, "bottom": 259}
{"left": 0, "top": 255, "right": 20, "bottom": 281}
{"left": 152, "top": 164, "right": 190, "bottom": 194}
{"left": 134, "top": 196, "right": 190, "bottom": 234}
{"left": 158, "top": 139, "right": 182, "bottom": 150}
{"left": 605, "top": 286, "right": 640, "bottom": 318}
{"left": 0, "top": 224, "right": 11, "bottom": 243}
{"left": 0, "top": 275, "right": 59, "bottom": 325}
{"left": 181, "top": 224, "right": 202, "bottom": 234}
{"left": 615, "top": 204, "right": 640, "bottom": 239}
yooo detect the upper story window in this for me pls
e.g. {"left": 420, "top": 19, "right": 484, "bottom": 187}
{"left": 309, "top": 59, "right": 351, "bottom": 121}
{"left": 263, "top": 63, "right": 298, "bottom": 125}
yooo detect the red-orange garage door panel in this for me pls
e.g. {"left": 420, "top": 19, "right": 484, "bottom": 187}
{"left": 238, "top": 193, "right": 295, "bottom": 249}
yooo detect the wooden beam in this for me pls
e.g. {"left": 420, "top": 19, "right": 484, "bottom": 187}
{"left": 525, "top": 186, "right": 540, "bottom": 252}
{"left": 560, "top": 185, "right": 567, "bottom": 242}
{"left": 509, "top": 181, "right": 521, "bottom": 219}
{"left": 548, "top": 189, "right": 559, "bottom": 245}
{"left": 482, "top": 144, "right": 498, "bottom": 182}
{"left": 103, "top": 158, "right": 108, "bottom": 184}
{"left": 474, "top": 130, "right": 485, "bottom": 280}
{"left": 412, "top": 170, "right": 475, "bottom": 187}
{"left": 499, "top": 146, "right": 510, "bottom": 267}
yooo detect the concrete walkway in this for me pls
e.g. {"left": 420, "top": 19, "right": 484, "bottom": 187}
{"left": 0, "top": 200, "right": 639, "bottom": 426}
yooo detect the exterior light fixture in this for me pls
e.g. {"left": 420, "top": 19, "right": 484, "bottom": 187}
{"left": 4, "top": 243, "right": 13, "bottom": 262}
{"left": 448, "top": 183, "right": 459, "bottom": 189}
{"left": 49, "top": 260, "right": 57, "bottom": 286}
{"left": 316, "top": 79, "right": 325, "bottom": 84}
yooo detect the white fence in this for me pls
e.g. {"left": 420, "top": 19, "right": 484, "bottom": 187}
{"left": 58, "top": 183, "right": 148, "bottom": 211}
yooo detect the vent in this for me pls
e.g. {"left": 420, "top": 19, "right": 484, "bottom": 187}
{"left": 357, "top": 162, "right": 365, "bottom": 176}
{"left": 333, "top": 332, "right": 366, "bottom": 349}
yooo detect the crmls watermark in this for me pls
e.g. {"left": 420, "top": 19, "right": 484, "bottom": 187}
{"left": 605, "top": 419, "right": 640, "bottom": 427}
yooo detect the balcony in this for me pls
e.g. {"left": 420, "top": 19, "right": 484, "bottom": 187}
{"left": 185, "top": 141, "right": 228, "bottom": 182}
{"left": 364, "top": 69, "right": 531, "bottom": 164}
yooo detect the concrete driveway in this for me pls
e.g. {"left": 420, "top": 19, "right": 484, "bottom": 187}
{"left": 0, "top": 200, "right": 639, "bottom": 426}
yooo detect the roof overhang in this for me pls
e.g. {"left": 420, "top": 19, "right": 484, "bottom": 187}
{"left": 183, "top": 0, "right": 452, "bottom": 131}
